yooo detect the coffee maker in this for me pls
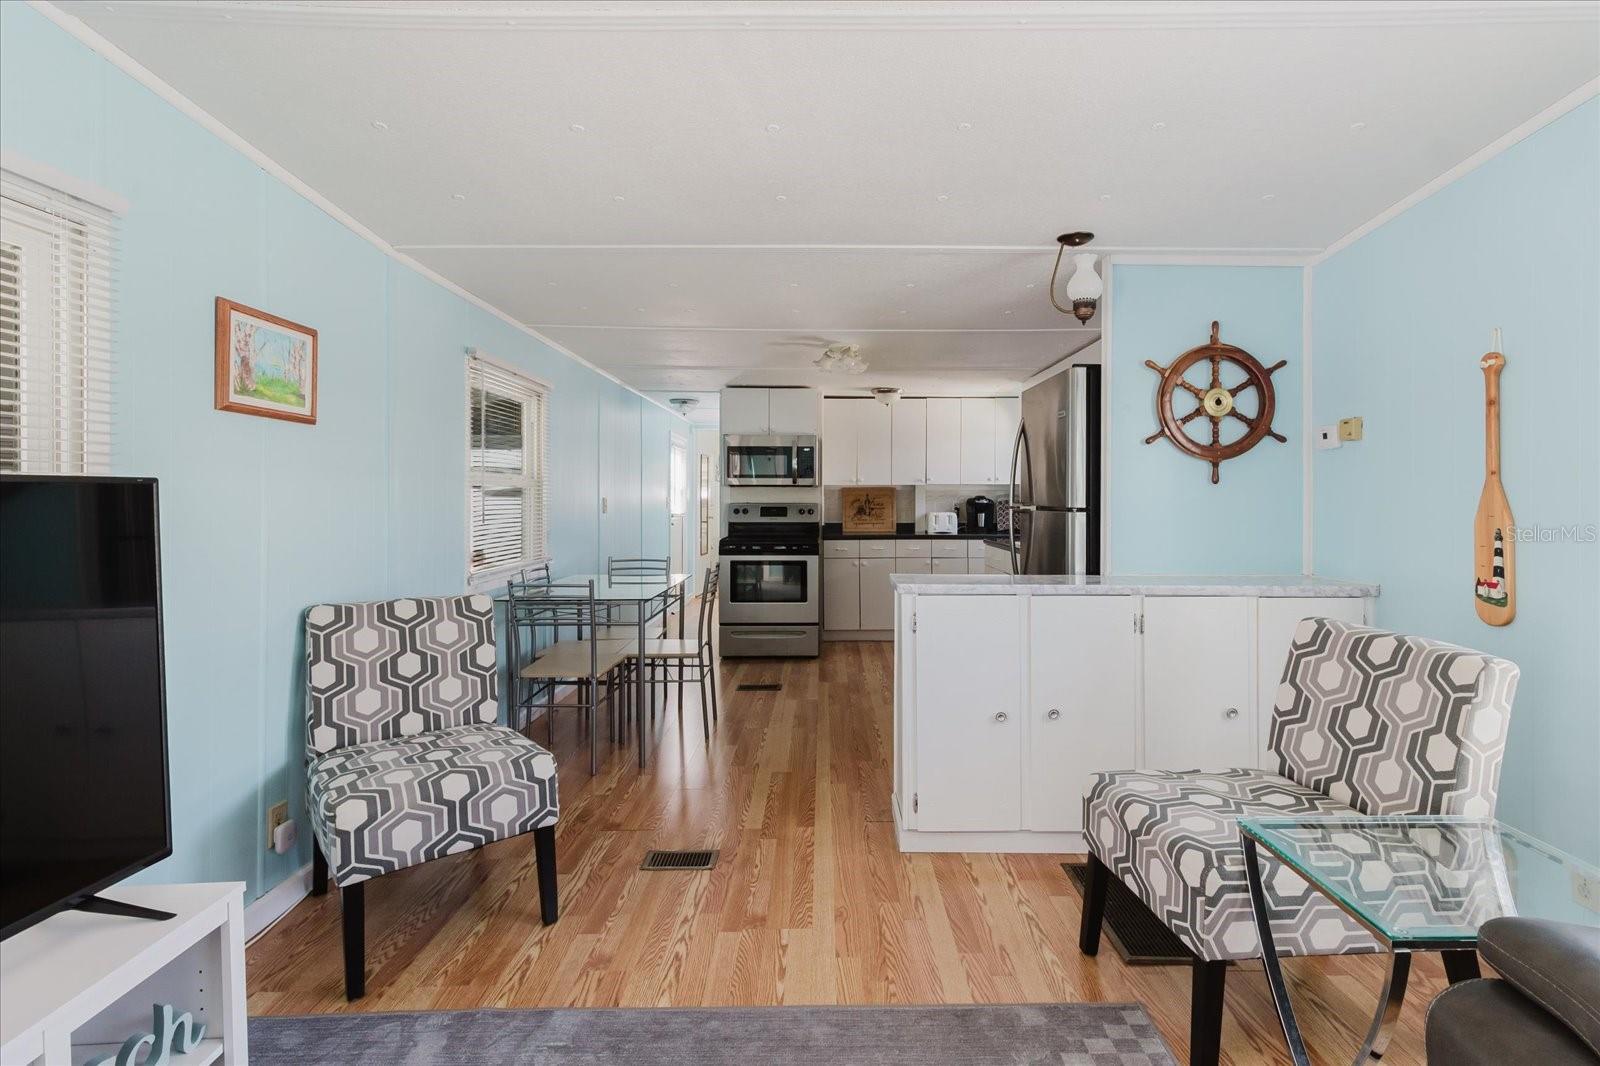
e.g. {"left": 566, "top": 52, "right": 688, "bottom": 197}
{"left": 965, "top": 495, "right": 997, "bottom": 533}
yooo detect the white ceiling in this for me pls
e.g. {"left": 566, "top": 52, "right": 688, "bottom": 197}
{"left": 60, "top": 1, "right": 1600, "bottom": 394}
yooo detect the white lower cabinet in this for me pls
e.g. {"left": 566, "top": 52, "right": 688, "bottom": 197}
{"left": 931, "top": 558, "right": 968, "bottom": 575}
{"left": 911, "top": 594, "right": 1022, "bottom": 831}
{"left": 1027, "top": 598, "right": 1137, "bottom": 832}
{"left": 894, "top": 589, "right": 1377, "bottom": 851}
{"left": 1142, "top": 597, "right": 1254, "bottom": 771}
{"left": 823, "top": 557, "right": 860, "bottom": 631}
{"left": 859, "top": 557, "right": 896, "bottom": 629}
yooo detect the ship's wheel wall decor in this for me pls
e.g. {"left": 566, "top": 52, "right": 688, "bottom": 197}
{"left": 1143, "top": 321, "right": 1287, "bottom": 484}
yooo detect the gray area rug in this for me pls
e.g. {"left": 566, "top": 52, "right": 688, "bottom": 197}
{"left": 251, "top": 1003, "right": 1175, "bottom": 1065}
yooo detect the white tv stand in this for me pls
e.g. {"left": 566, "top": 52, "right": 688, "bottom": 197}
{"left": 0, "top": 883, "right": 247, "bottom": 1066}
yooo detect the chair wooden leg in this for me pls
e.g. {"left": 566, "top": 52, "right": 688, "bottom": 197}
{"left": 1442, "top": 948, "right": 1481, "bottom": 984}
{"left": 342, "top": 880, "right": 366, "bottom": 1001}
{"left": 1078, "top": 853, "right": 1109, "bottom": 955}
{"left": 1190, "top": 960, "right": 1227, "bottom": 1066}
{"left": 311, "top": 840, "right": 328, "bottom": 896}
{"left": 534, "top": 825, "right": 559, "bottom": 925}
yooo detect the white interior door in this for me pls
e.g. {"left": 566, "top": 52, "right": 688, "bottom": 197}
{"left": 668, "top": 432, "right": 688, "bottom": 576}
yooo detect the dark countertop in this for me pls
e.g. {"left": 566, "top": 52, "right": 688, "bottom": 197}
{"left": 823, "top": 522, "right": 1008, "bottom": 541}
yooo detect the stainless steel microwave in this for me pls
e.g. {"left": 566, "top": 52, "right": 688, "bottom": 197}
{"left": 722, "top": 434, "right": 818, "bottom": 487}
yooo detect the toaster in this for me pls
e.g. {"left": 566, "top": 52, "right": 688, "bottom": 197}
{"left": 927, "top": 511, "right": 958, "bottom": 535}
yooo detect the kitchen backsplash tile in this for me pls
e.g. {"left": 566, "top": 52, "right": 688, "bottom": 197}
{"left": 822, "top": 484, "right": 1010, "bottom": 526}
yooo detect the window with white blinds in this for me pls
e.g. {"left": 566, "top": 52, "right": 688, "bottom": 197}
{"left": 467, "top": 353, "right": 549, "bottom": 581}
{"left": 0, "top": 170, "right": 117, "bottom": 474}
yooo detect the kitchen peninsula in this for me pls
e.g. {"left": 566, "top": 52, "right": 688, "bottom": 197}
{"left": 890, "top": 573, "right": 1379, "bottom": 854}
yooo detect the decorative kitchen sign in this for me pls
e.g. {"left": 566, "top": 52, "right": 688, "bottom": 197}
{"left": 215, "top": 297, "right": 319, "bottom": 424}
{"left": 1474, "top": 331, "right": 1515, "bottom": 625}
{"left": 841, "top": 486, "right": 896, "bottom": 534}
{"left": 1143, "top": 321, "right": 1286, "bottom": 484}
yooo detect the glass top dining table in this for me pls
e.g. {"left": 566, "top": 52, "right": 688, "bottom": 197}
{"left": 499, "top": 572, "right": 692, "bottom": 769}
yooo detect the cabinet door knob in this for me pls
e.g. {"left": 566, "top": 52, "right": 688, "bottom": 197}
{"left": 1047, "top": 708, "right": 1061, "bottom": 721}
{"left": 994, "top": 711, "right": 1008, "bottom": 723}
{"left": 1224, "top": 707, "right": 1240, "bottom": 720}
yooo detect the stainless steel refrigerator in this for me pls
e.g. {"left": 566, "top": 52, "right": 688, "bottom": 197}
{"left": 1006, "top": 364, "right": 1101, "bottom": 575}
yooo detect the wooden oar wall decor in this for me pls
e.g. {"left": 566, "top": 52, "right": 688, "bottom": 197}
{"left": 1473, "top": 329, "right": 1515, "bottom": 625}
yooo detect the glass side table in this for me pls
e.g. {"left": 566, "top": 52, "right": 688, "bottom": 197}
{"left": 1237, "top": 815, "right": 1600, "bottom": 1066}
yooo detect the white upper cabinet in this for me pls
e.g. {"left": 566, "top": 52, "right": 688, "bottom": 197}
{"left": 960, "top": 398, "right": 996, "bottom": 483}
{"left": 721, "top": 387, "right": 819, "bottom": 434}
{"left": 925, "top": 398, "right": 962, "bottom": 484}
{"left": 856, "top": 401, "right": 892, "bottom": 484}
{"left": 993, "top": 397, "right": 1020, "bottom": 487}
{"left": 821, "top": 398, "right": 859, "bottom": 484}
{"left": 720, "top": 387, "right": 770, "bottom": 434}
{"left": 822, "top": 393, "right": 1015, "bottom": 486}
{"left": 891, "top": 398, "right": 928, "bottom": 484}
{"left": 767, "top": 388, "right": 820, "bottom": 434}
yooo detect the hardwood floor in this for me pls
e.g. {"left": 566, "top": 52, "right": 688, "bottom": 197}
{"left": 248, "top": 641, "right": 1447, "bottom": 1064}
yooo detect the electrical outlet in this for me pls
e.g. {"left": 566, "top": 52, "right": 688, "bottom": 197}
{"left": 1573, "top": 867, "right": 1600, "bottom": 914}
{"left": 1338, "top": 416, "right": 1364, "bottom": 442}
{"left": 266, "top": 801, "right": 289, "bottom": 851}
{"left": 1315, "top": 425, "right": 1341, "bottom": 451}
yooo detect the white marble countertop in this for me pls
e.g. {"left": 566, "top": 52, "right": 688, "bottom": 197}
{"left": 888, "top": 573, "right": 1380, "bottom": 597}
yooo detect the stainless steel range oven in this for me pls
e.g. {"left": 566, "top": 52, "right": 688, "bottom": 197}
{"left": 718, "top": 502, "right": 820, "bottom": 657}
{"left": 722, "top": 434, "right": 818, "bottom": 487}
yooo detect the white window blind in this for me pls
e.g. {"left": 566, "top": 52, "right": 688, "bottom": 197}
{"left": 467, "top": 354, "right": 548, "bottom": 581}
{"left": 0, "top": 169, "right": 117, "bottom": 474}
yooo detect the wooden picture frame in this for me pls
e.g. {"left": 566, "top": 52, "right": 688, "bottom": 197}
{"left": 214, "top": 297, "right": 318, "bottom": 424}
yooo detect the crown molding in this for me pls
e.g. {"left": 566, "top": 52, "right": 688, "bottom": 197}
{"left": 86, "top": 1, "right": 1600, "bottom": 32}
{"left": 399, "top": 243, "right": 1324, "bottom": 256}
{"left": 27, "top": 0, "right": 685, "bottom": 421}
{"left": 1313, "top": 77, "right": 1600, "bottom": 265}
{"left": 534, "top": 324, "right": 1099, "bottom": 334}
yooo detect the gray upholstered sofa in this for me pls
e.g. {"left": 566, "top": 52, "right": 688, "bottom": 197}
{"left": 1077, "top": 617, "right": 1519, "bottom": 1066}
{"left": 1427, "top": 916, "right": 1600, "bottom": 1065}
{"left": 303, "top": 594, "right": 560, "bottom": 1000}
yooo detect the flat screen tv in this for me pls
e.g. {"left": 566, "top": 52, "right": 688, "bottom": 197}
{"left": 0, "top": 475, "right": 172, "bottom": 939}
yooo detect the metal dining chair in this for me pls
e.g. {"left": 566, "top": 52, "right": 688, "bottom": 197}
{"left": 511, "top": 580, "right": 635, "bottom": 774}
{"left": 604, "top": 556, "right": 677, "bottom": 640}
{"left": 641, "top": 566, "right": 720, "bottom": 735}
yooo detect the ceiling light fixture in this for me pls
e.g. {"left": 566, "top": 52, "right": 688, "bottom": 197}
{"left": 871, "top": 387, "right": 901, "bottom": 406}
{"left": 1048, "top": 231, "right": 1102, "bottom": 324}
{"left": 668, "top": 397, "right": 700, "bottom": 415}
{"left": 814, "top": 344, "right": 867, "bottom": 375}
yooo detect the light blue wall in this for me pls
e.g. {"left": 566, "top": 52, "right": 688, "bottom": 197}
{"left": 1107, "top": 265, "right": 1304, "bottom": 574}
{"left": 0, "top": 3, "right": 689, "bottom": 902}
{"left": 1312, "top": 98, "right": 1600, "bottom": 863}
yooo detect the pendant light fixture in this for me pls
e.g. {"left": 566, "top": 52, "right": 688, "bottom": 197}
{"left": 1049, "top": 231, "right": 1102, "bottom": 324}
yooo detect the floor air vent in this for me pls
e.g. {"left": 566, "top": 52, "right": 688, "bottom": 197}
{"left": 641, "top": 849, "right": 720, "bottom": 872}
{"left": 736, "top": 682, "right": 783, "bottom": 692}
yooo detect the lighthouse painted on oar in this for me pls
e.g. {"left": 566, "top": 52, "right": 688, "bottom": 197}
{"left": 1474, "top": 331, "right": 1515, "bottom": 625}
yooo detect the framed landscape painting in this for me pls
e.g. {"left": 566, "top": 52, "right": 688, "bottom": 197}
{"left": 214, "top": 297, "right": 318, "bottom": 424}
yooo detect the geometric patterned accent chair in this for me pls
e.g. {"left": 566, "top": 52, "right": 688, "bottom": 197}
{"left": 1079, "top": 618, "right": 1520, "bottom": 1066}
{"left": 304, "top": 594, "right": 560, "bottom": 1000}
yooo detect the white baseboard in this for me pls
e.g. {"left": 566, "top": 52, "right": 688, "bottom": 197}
{"left": 892, "top": 795, "right": 1086, "bottom": 855}
{"left": 245, "top": 862, "right": 312, "bottom": 943}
